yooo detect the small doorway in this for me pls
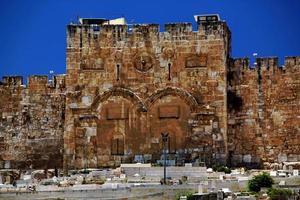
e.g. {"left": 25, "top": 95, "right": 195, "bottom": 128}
{"left": 111, "top": 134, "right": 124, "bottom": 155}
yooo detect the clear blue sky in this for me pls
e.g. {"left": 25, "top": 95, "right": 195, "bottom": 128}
{"left": 0, "top": 0, "right": 299, "bottom": 81}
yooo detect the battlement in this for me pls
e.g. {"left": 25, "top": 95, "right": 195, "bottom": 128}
{"left": 1, "top": 75, "right": 66, "bottom": 90}
{"left": 231, "top": 58, "right": 250, "bottom": 69}
{"left": 285, "top": 56, "right": 300, "bottom": 68}
{"left": 256, "top": 57, "right": 278, "bottom": 70}
{"left": 53, "top": 74, "right": 66, "bottom": 89}
{"left": 231, "top": 56, "right": 300, "bottom": 71}
{"left": 67, "top": 15, "right": 230, "bottom": 48}
{"left": 28, "top": 75, "right": 48, "bottom": 85}
{"left": 255, "top": 56, "right": 300, "bottom": 71}
{"left": 67, "top": 24, "right": 129, "bottom": 36}
{"left": 67, "top": 21, "right": 221, "bottom": 35}
{"left": 165, "top": 23, "right": 192, "bottom": 34}
{"left": 132, "top": 24, "right": 159, "bottom": 33}
{"left": 28, "top": 75, "right": 48, "bottom": 93}
{"left": 2, "top": 76, "right": 23, "bottom": 86}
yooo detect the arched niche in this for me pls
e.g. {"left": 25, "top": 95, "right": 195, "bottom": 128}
{"left": 91, "top": 87, "right": 147, "bottom": 112}
{"left": 145, "top": 87, "right": 199, "bottom": 112}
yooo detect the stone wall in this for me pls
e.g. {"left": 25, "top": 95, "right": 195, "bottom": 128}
{"left": 0, "top": 75, "right": 66, "bottom": 169}
{"left": 228, "top": 56, "right": 300, "bottom": 167}
{"left": 121, "top": 165, "right": 207, "bottom": 178}
{"left": 64, "top": 20, "right": 231, "bottom": 169}
{"left": 1, "top": 16, "right": 299, "bottom": 170}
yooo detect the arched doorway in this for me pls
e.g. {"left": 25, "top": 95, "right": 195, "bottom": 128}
{"left": 147, "top": 94, "right": 193, "bottom": 165}
{"left": 96, "top": 96, "right": 143, "bottom": 167}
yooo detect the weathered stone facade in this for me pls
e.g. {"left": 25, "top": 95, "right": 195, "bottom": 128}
{"left": 228, "top": 56, "right": 300, "bottom": 167}
{"left": 0, "top": 16, "right": 299, "bottom": 170}
{"left": 0, "top": 75, "right": 65, "bottom": 169}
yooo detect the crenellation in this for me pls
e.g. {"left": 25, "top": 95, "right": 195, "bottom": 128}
{"left": 67, "top": 24, "right": 77, "bottom": 37}
{"left": 256, "top": 57, "right": 279, "bottom": 73}
{"left": 2, "top": 76, "right": 23, "bottom": 86}
{"left": 53, "top": 75, "right": 66, "bottom": 89}
{"left": 198, "top": 21, "right": 230, "bottom": 40}
{"left": 132, "top": 24, "right": 159, "bottom": 34}
{"left": 227, "top": 58, "right": 252, "bottom": 87}
{"left": 99, "top": 24, "right": 128, "bottom": 40}
{"left": 28, "top": 75, "right": 48, "bottom": 93}
{"left": 165, "top": 23, "right": 193, "bottom": 34}
{"left": 67, "top": 20, "right": 231, "bottom": 49}
{"left": 232, "top": 58, "right": 250, "bottom": 70}
{"left": 284, "top": 56, "right": 300, "bottom": 69}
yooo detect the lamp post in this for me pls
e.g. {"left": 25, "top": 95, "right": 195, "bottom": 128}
{"left": 161, "top": 132, "right": 169, "bottom": 184}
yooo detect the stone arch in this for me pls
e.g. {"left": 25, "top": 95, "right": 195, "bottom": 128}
{"left": 91, "top": 87, "right": 147, "bottom": 112}
{"left": 145, "top": 87, "right": 199, "bottom": 112}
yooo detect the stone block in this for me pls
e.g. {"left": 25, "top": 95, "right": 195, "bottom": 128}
{"left": 278, "top": 153, "right": 288, "bottom": 163}
{"left": 4, "top": 160, "right": 11, "bottom": 169}
{"left": 287, "top": 154, "right": 298, "bottom": 162}
{"left": 82, "top": 96, "right": 92, "bottom": 106}
{"left": 243, "top": 155, "right": 252, "bottom": 163}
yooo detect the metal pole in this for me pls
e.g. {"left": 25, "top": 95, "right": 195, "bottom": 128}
{"left": 163, "top": 138, "right": 167, "bottom": 184}
{"left": 161, "top": 132, "right": 169, "bottom": 185}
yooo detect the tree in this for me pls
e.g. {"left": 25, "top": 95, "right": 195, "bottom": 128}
{"left": 248, "top": 172, "right": 274, "bottom": 192}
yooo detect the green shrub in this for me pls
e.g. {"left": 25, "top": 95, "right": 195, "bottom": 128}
{"left": 181, "top": 176, "right": 188, "bottom": 183}
{"left": 212, "top": 164, "right": 231, "bottom": 174}
{"left": 267, "top": 188, "right": 292, "bottom": 200}
{"left": 174, "top": 191, "right": 194, "bottom": 200}
{"left": 248, "top": 172, "right": 274, "bottom": 192}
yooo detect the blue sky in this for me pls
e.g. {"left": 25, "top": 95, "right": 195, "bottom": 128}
{"left": 0, "top": 0, "right": 299, "bottom": 81}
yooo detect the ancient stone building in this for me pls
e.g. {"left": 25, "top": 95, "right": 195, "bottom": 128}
{"left": 0, "top": 15, "right": 299, "bottom": 170}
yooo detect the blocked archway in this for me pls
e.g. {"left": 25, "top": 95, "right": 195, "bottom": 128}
{"left": 145, "top": 87, "right": 199, "bottom": 112}
{"left": 91, "top": 87, "right": 147, "bottom": 112}
{"left": 146, "top": 93, "right": 193, "bottom": 163}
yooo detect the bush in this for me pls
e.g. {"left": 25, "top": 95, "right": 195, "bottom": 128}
{"left": 248, "top": 172, "right": 274, "bottom": 192}
{"left": 267, "top": 188, "right": 292, "bottom": 200}
{"left": 212, "top": 165, "right": 231, "bottom": 174}
{"left": 181, "top": 176, "right": 188, "bottom": 183}
{"left": 174, "top": 191, "right": 194, "bottom": 200}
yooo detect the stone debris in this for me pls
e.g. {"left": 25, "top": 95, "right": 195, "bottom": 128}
{"left": 0, "top": 165, "right": 299, "bottom": 200}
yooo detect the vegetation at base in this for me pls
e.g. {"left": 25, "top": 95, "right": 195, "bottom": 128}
{"left": 267, "top": 188, "right": 292, "bottom": 200}
{"left": 212, "top": 164, "right": 231, "bottom": 174}
{"left": 181, "top": 176, "right": 188, "bottom": 183}
{"left": 248, "top": 172, "right": 274, "bottom": 192}
{"left": 174, "top": 191, "right": 194, "bottom": 200}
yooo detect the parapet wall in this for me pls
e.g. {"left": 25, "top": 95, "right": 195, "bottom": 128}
{"left": 1, "top": 75, "right": 66, "bottom": 88}
{"left": 67, "top": 20, "right": 230, "bottom": 49}
{"left": 2, "top": 76, "right": 23, "bottom": 86}
{"left": 231, "top": 56, "right": 300, "bottom": 71}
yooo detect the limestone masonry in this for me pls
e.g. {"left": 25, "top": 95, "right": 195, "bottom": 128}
{"left": 0, "top": 15, "right": 299, "bottom": 171}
